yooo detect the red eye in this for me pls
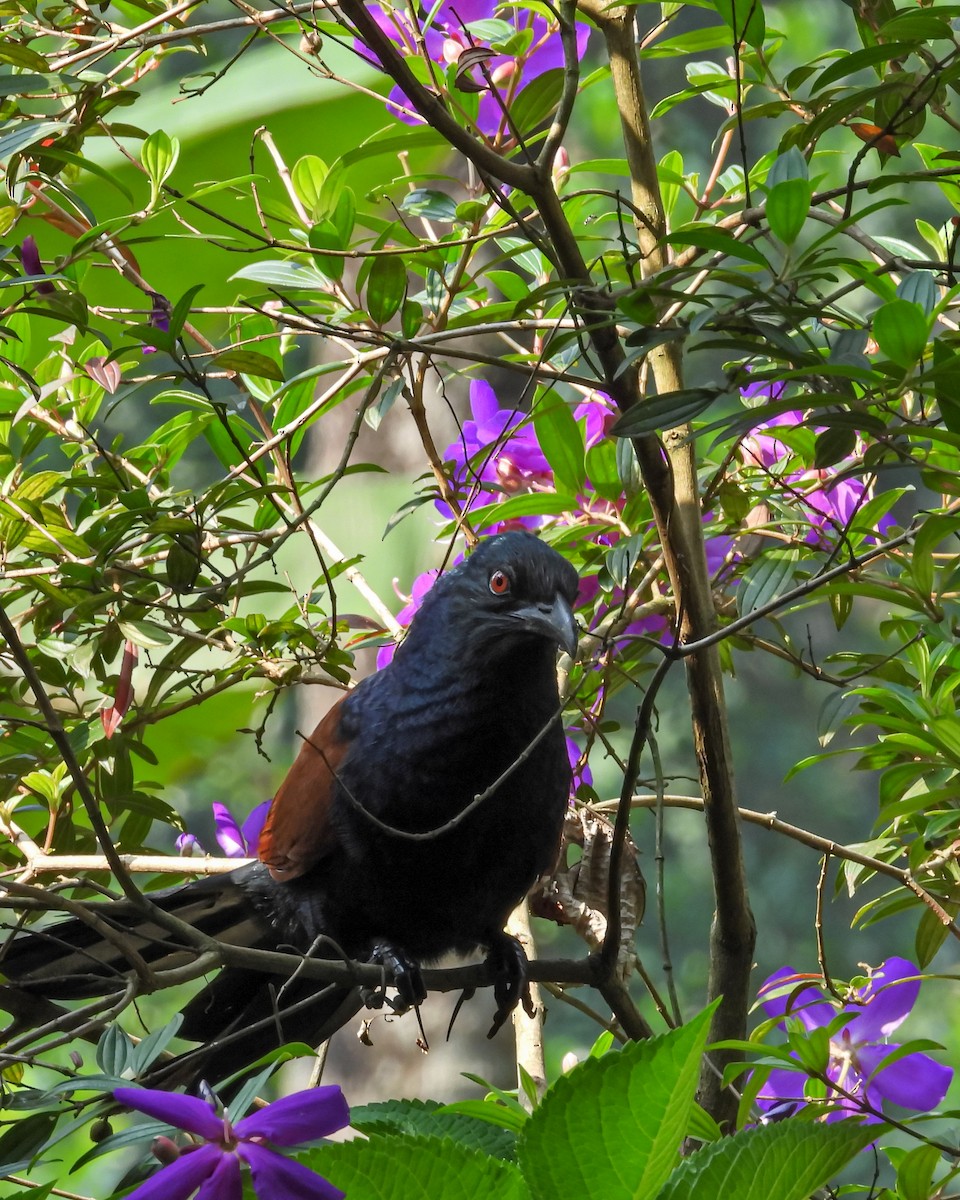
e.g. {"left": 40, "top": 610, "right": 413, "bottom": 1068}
{"left": 489, "top": 570, "right": 510, "bottom": 595}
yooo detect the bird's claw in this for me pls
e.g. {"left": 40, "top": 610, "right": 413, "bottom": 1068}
{"left": 485, "top": 932, "right": 534, "bottom": 1039}
{"left": 363, "top": 943, "right": 426, "bottom": 1014}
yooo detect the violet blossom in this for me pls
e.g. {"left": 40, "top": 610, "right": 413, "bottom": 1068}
{"left": 19, "top": 235, "right": 55, "bottom": 294}
{"left": 755, "top": 958, "right": 952, "bottom": 1122}
{"left": 362, "top": 0, "right": 589, "bottom": 139}
{"left": 739, "top": 399, "right": 892, "bottom": 548}
{"left": 175, "top": 801, "right": 270, "bottom": 858}
{"left": 376, "top": 568, "right": 440, "bottom": 669}
{"left": 114, "top": 1084, "right": 349, "bottom": 1200}
{"left": 142, "top": 291, "right": 171, "bottom": 354}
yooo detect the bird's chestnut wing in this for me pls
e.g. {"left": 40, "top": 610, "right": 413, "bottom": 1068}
{"left": 257, "top": 695, "right": 350, "bottom": 881}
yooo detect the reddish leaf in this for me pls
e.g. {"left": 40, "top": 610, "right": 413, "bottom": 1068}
{"left": 84, "top": 356, "right": 122, "bottom": 394}
{"left": 101, "top": 641, "right": 138, "bottom": 739}
{"left": 848, "top": 123, "right": 901, "bottom": 157}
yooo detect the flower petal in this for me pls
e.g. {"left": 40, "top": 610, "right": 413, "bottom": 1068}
{"left": 123, "top": 1143, "right": 222, "bottom": 1200}
{"left": 857, "top": 1045, "right": 953, "bottom": 1113}
{"left": 235, "top": 1086, "right": 349, "bottom": 1145}
{"left": 755, "top": 1066, "right": 810, "bottom": 1110}
{"left": 213, "top": 803, "right": 246, "bottom": 858}
{"left": 240, "top": 801, "right": 271, "bottom": 855}
{"left": 195, "top": 1150, "right": 242, "bottom": 1200}
{"left": 847, "top": 957, "right": 919, "bottom": 1041}
{"left": 758, "top": 968, "right": 834, "bottom": 1032}
{"left": 240, "top": 1142, "right": 345, "bottom": 1200}
{"left": 115, "top": 1087, "right": 223, "bottom": 1140}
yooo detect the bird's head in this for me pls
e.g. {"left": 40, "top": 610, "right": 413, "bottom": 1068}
{"left": 400, "top": 531, "right": 579, "bottom": 662}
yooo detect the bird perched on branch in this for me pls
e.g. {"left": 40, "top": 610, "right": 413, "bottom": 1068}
{"left": 1, "top": 531, "right": 579, "bottom": 1085}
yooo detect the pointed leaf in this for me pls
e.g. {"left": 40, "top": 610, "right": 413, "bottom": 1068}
{"left": 312, "top": 1132, "right": 530, "bottom": 1200}
{"left": 656, "top": 1119, "right": 877, "bottom": 1200}
{"left": 517, "top": 1006, "right": 715, "bottom": 1200}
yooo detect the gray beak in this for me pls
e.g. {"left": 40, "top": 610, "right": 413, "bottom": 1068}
{"left": 511, "top": 593, "right": 579, "bottom": 656}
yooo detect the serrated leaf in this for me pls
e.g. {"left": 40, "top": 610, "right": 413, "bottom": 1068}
{"left": 656, "top": 1120, "right": 877, "bottom": 1200}
{"left": 766, "top": 178, "right": 812, "bottom": 245}
{"left": 215, "top": 350, "right": 285, "bottom": 383}
{"left": 367, "top": 255, "right": 407, "bottom": 326}
{"left": 611, "top": 388, "right": 718, "bottom": 437}
{"left": 311, "top": 1132, "right": 530, "bottom": 1200}
{"left": 350, "top": 1099, "right": 517, "bottom": 1158}
{"left": 517, "top": 1006, "right": 715, "bottom": 1200}
{"left": 873, "top": 298, "right": 929, "bottom": 367}
{"left": 737, "top": 549, "right": 800, "bottom": 616}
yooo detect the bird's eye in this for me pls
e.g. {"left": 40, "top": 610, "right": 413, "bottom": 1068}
{"left": 489, "top": 569, "right": 511, "bottom": 595}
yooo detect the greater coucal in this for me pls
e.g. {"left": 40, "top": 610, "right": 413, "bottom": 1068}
{"left": 1, "top": 531, "right": 579, "bottom": 1084}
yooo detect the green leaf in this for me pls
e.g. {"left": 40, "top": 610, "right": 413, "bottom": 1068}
{"left": 231, "top": 260, "right": 330, "bottom": 290}
{"left": 0, "top": 119, "right": 70, "bottom": 161}
{"left": 766, "top": 179, "right": 812, "bottom": 245}
{"left": 215, "top": 350, "right": 285, "bottom": 383}
{"left": 712, "top": 0, "right": 765, "bottom": 47}
{"left": 117, "top": 619, "right": 173, "bottom": 648}
{"left": 767, "top": 147, "right": 808, "bottom": 186}
{"left": 350, "top": 1099, "right": 517, "bottom": 1159}
{"left": 895, "top": 1143, "right": 943, "bottom": 1200}
{"left": 667, "top": 227, "right": 769, "bottom": 268}
{"left": 312, "top": 1132, "right": 531, "bottom": 1200}
{"left": 737, "top": 549, "right": 800, "bottom": 616}
{"left": 610, "top": 388, "right": 719, "bottom": 437}
{"left": 0, "top": 1110, "right": 58, "bottom": 1176}
{"left": 291, "top": 154, "right": 328, "bottom": 214}
{"left": 657, "top": 1120, "right": 877, "bottom": 1200}
{"left": 872, "top": 298, "right": 930, "bottom": 367}
{"left": 585, "top": 438, "right": 623, "bottom": 503}
{"left": 533, "top": 398, "right": 585, "bottom": 494}
{"left": 96, "top": 1024, "right": 133, "bottom": 1077}
{"left": 400, "top": 189, "right": 459, "bottom": 222}
{"left": 511, "top": 68, "right": 564, "bottom": 132}
{"left": 518, "top": 1006, "right": 716, "bottom": 1200}
{"left": 896, "top": 270, "right": 937, "bottom": 315}
{"left": 367, "top": 255, "right": 407, "bottom": 326}
{"left": 140, "top": 129, "right": 179, "bottom": 193}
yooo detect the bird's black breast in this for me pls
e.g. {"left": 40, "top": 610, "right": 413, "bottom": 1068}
{"left": 320, "top": 639, "right": 569, "bottom": 960}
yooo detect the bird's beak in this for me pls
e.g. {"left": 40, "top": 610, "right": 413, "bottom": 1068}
{"left": 511, "top": 593, "right": 579, "bottom": 657}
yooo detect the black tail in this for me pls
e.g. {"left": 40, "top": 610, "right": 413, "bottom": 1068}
{"left": 0, "top": 868, "right": 362, "bottom": 1089}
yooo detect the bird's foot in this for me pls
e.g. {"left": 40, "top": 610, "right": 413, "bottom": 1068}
{"left": 363, "top": 942, "right": 427, "bottom": 1014}
{"left": 485, "top": 931, "right": 535, "bottom": 1039}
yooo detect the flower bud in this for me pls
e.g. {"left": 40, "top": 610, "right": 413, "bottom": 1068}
{"left": 151, "top": 1135, "right": 181, "bottom": 1164}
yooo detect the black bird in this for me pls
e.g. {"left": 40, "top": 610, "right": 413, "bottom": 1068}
{"left": 1, "top": 532, "right": 579, "bottom": 1085}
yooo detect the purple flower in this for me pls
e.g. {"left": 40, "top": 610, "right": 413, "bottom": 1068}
{"left": 114, "top": 1084, "right": 349, "bottom": 1200}
{"left": 175, "top": 833, "right": 200, "bottom": 856}
{"left": 214, "top": 800, "right": 270, "bottom": 858}
{"left": 363, "top": 0, "right": 589, "bottom": 138}
{"left": 438, "top": 380, "right": 552, "bottom": 529}
{"left": 175, "top": 802, "right": 270, "bottom": 858}
{"left": 376, "top": 569, "right": 441, "bottom": 669}
{"left": 20, "top": 235, "right": 55, "bottom": 295}
{"left": 755, "top": 958, "right": 952, "bottom": 1122}
{"left": 565, "top": 734, "right": 592, "bottom": 791}
{"left": 142, "top": 291, "right": 171, "bottom": 354}
{"left": 740, "top": 408, "right": 891, "bottom": 547}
